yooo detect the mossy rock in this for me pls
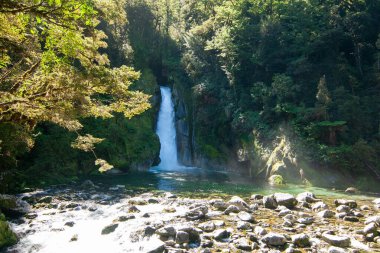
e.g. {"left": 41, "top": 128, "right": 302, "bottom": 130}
{"left": 0, "top": 213, "right": 17, "bottom": 250}
{"left": 268, "top": 174, "right": 285, "bottom": 186}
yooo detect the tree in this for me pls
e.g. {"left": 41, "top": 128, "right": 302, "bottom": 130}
{"left": 0, "top": 0, "right": 150, "bottom": 171}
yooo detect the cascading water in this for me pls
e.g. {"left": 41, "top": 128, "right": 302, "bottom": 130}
{"left": 156, "top": 86, "right": 180, "bottom": 169}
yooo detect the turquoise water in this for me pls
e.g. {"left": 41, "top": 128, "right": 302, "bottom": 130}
{"left": 91, "top": 165, "right": 378, "bottom": 200}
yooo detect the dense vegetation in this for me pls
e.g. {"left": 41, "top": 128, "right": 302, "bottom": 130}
{"left": 0, "top": 0, "right": 379, "bottom": 192}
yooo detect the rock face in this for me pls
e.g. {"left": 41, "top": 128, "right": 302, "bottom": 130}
{"left": 322, "top": 233, "right": 350, "bottom": 248}
{"left": 273, "top": 193, "right": 297, "bottom": 209}
{"left": 261, "top": 232, "right": 287, "bottom": 246}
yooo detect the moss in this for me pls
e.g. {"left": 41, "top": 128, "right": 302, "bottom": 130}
{"left": 268, "top": 174, "right": 285, "bottom": 186}
{"left": 0, "top": 213, "right": 17, "bottom": 250}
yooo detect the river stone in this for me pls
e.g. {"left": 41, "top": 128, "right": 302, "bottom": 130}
{"left": 237, "top": 211, "right": 255, "bottom": 222}
{"left": 322, "top": 233, "right": 350, "bottom": 247}
{"left": 101, "top": 224, "right": 118, "bottom": 235}
{"left": 156, "top": 226, "right": 176, "bottom": 238}
{"left": 210, "top": 199, "right": 228, "bottom": 211}
{"left": 129, "top": 197, "right": 148, "bottom": 206}
{"left": 318, "top": 210, "right": 335, "bottom": 218}
{"left": 365, "top": 216, "right": 380, "bottom": 225}
{"left": 328, "top": 246, "right": 348, "bottom": 253}
{"left": 237, "top": 221, "right": 251, "bottom": 230}
{"left": 224, "top": 205, "right": 240, "bottom": 214}
{"left": 144, "top": 226, "right": 156, "bottom": 237}
{"left": 297, "top": 217, "right": 314, "bottom": 225}
{"left": 363, "top": 223, "right": 378, "bottom": 234}
{"left": 176, "top": 231, "right": 189, "bottom": 244}
{"left": 334, "top": 199, "right": 357, "bottom": 208}
{"left": 261, "top": 232, "right": 287, "bottom": 246}
{"left": 234, "top": 237, "right": 251, "bottom": 250}
{"left": 312, "top": 201, "right": 328, "bottom": 211}
{"left": 274, "top": 193, "right": 297, "bottom": 209}
{"left": 128, "top": 205, "right": 140, "bottom": 213}
{"left": 227, "top": 196, "right": 249, "bottom": 210}
{"left": 343, "top": 216, "right": 359, "bottom": 222}
{"left": 292, "top": 233, "right": 310, "bottom": 248}
{"left": 249, "top": 203, "right": 259, "bottom": 211}
{"left": 213, "top": 229, "right": 230, "bottom": 241}
{"left": 116, "top": 214, "right": 135, "bottom": 222}
{"left": 148, "top": 198, "right": 160, "bottom": 204}
{"left": 25, "top": 212, "right": 38, "bottom": 219}
{"left": 198, "top": 221, "right": 216, "bottom": 232}
{"left": 336, "top": 205, "right": 350, "bottom": 213}
{"left": 373, "top": 199, "right": 380, "bottom": 205}
{"left": 64, "top": 221, "right": 75, "bottom": 227}
{"left": 186, "top": 206, "right": 207, "bottom": 220}
{"left": 263, "top": 195, "right": 278, "bottom": 209}
{"left": 250, "top": 194, "right": 263, "bottom": 200}
{"left": 38, "top": 196, "right": 53, "bottom": 204}
{"left": 345, "top": 187, "right": 358, "bottom": 194}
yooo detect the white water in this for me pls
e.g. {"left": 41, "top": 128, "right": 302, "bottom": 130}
{"left": 156, "top": 86, "right": 180, "bottom": 169}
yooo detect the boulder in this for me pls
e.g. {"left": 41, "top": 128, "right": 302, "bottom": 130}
{"left": 237, "top": 211, "right": 255, "bottom": 222}
{"left": 322, "top": 233, "right": 350, "bottom": 248}
{"left": 0, "top": 194, "right": 29, "bottom": 218}
{"left": 263, "top": 195, "right": 278, "bottom": 209}
{"left": 268, "top": 174, "right": 284, "bottom": 186}
{"left": 237, "top": 221, "right": 251, "bottom": 230}
{"left": 296, "top": 192, "right": 319, "bottom": 203}
{"left": 209, "top": 199, "right": 227, "bottom": 211}
{"left": 185, "top": 206, "right": 207, "bottom": 220}
{"left": 312, "top": 201, "right": 328, "bottom": 211}
{"left": 37, "top": 196, "right": 53, "bottom": 204}
{"left": 198, "top": 221, "right": 215, "bottom": 232}
{"left": 227, "top": 196, "right": 249, "bottom": 210}
{"left": 261, "top": 232, "right": 287, "bottom": 246}
{"left": 328, "top": 246, "right": 348, "bottom": 253}
{"left": 274, "top": 193, "right": 297, "bottom": 209}
{"left": 156, "top": 226, "right": 176, "bottom": 238}
{"left": 336, "top": 205, "right": 350, "bottom": 213}
{"left": 365, "top": 216, "right": 380, "bottom": 225}
{"left": 363, "top": 223, "right": 377, "bottom": 234}
{"left": 145, "top": 238, "right": 165, "bottom": 253}
{"left": 292, "top": 233, "right": 310, "bottom": 248}
{"left": 224, "top": 205, "right": 240, "bottom": 214}
{"left": 345, "top": 187, "right": 358, "bottom": 194}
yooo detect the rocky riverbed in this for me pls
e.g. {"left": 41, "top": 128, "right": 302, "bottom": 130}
{"left": 1, "top": 181, "right": 380, "bottom": 253}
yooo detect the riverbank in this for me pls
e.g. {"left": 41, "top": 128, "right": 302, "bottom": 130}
{"left": 1, "top": 181, "right": 380, "bottom": 253}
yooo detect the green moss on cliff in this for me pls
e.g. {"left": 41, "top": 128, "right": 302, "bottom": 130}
{"left": 0, "top": 213, "right": 17, "bottom": 250}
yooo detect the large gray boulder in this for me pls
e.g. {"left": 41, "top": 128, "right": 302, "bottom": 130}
{"left": 261, "top": 232, "right": 287, "bottom": 246}
{"left": 237, "top": 211, "right": 255, "bottom": 222}
{"left": 291, "top": 233, "right": 310, "bottom": 248}
{"left": 0, "top": 194, "right": 30, "bottom": 218}
{"left": 296, "top": 192, "right": 319, "bottom": 203}
{"left": 274, "top": 193, "right": 297, "bottom": 209}
{"left": 227, "top": 196, "right": 249, "bottom": 210}
{"left": 263, "top": 195, "right": 278, "bottom": 209}
{"left": 322, "top": 233, "right": 350, "bottom": 248}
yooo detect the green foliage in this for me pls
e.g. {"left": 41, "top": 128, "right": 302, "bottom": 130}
{"left": 0, "top": 212, "right": 17, "bottom": 250}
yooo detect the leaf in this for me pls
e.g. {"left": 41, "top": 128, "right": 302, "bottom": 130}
{"left": 95, "top": 159, "right": 114, "bottom": 173}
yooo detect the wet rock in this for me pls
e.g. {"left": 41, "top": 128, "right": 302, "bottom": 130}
{"left": 312, "top": 201, "right": 328, "bottom": 211}
{"left": 38, "top": 196, "right": 53, "bottom": 204}
{"left": 128, "top": 206, "right": 140, "bottom": 213}
{"left": 343, "top": 216, "right": 359, "bottom": 222}
{"left": 227, "top": 196, "right": 249, "bottom": 210}
{"left": 318, "top": 210, "right": 335, "bottom": 218}
{"left": 66, "top": 203, "right": 79, "bottom": 209}
{"left": 0, "top": 194, "right": 30, "bottom": 218}
{"left": 142, "top": 213, "right": 150, "bottom": 218}
{"left": 274, "top": 193, "right": 297, "bottom": 209}
{"left": 201, "top": 240, "right": 213, "bottom": 248}
{"left": 249, "top": 203, "right": 259, "bottom": 211}
{"left": 144, "top": 226, "right": 156, "bottom": 237}
{"left": 185, "top": 205, "right": 208, "bottom": 220}
{"left": 234, "top": 237, "right": 251, "bottom": 250}
{"left": 360, "top": 205, "right": 370, "bottom": 211}
{"left": 345, "top": 187, "right": 358, "bottom": 194}
{"left": 198, "top": 221, "right": 216, "bottom": 232}
{"left": 322, "top": 233, "right": 350, "bottom": 248}
{"left": 70, "top": 234, "right": 78, "bottom": 242}
{"left": 148, "top": 198, "right": 160, "bottom": 204}
{"left": 328, "top": 246, "right": 348, "bottom": 253}
{"left": 25, "top": 212, "right": 38, "bottom": 219}
{"left": 101, "top": 224, "right": 118, "bottom": 235}
{"left": 263, "top": 195, "right": 278, "bottom": 209}
{"left": 365, "top": 216, "right": 380, "bottom": 225}
{"left": 224, "top": 205, "right": 240, "bottom": 214}
{"left": 237, "top": 211, "right": 255, "bottom": 222}
{"left": 129, "top": 197, "right": 148, "bottom": 206}
{"left": 176, "top": 231, "right": 189, "bottom": 244}
{"left": 213, "top": 229, "right": 230, "bottom": 241}
{"left": 261, "top": 232, "right": 287, "bottom": 246}
{"left": 334, "top": 199, "right": 357, "bottom": 208}
{"left": 268, "top": 174, "right": 284, "bottom": 186}
{"left": 292, "top": 234, "right": 310, "bottom": 247}
{"left": 64, "top": 221, "right": 75, "bottom": 227}
{"left": 116, "top": 214, "right": 135, "bottom": 222}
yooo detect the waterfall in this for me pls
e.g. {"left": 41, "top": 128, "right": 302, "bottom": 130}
{"left": 156, "top": 86, "right": 180, "bottom": 169}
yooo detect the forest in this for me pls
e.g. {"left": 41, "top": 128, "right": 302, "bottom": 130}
{"left": 1, "top": 0, "right": 380, "bottom": 252}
